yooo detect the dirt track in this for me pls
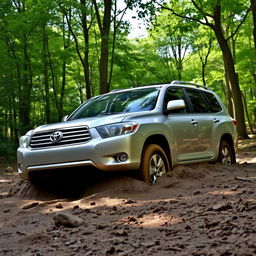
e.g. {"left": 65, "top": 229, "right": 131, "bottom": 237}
{"left": 0, "top": 139, "right": 256, "bottom": 256}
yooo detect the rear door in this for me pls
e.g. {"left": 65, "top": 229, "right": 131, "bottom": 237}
{"left": 184, "top": 88, "right": 221, "bottom": 159}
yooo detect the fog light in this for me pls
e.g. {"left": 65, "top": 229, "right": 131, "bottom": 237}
{"left": 18, "top": 163, "right": 23, "bottom": 173}
{"left": 116, "top": 153, "right": 128, "bottom": 163}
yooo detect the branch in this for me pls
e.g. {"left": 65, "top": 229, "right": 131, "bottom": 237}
{"left": 58, "top": 2, "right": 85, "bottom": 68}
{"left": 155, "top": 1, "right": 212, "bottom": 27}
{"left": 226, "top": 7, "right": 251, "bottom": 41}
{"left": 205, "top": 38, "right": 213, "bottom": 62}
{"left": 92, "top": 0, "right": 103, "bottom": 34}
{"left": 88, "top": 4, "right": 95, "bottom": 30}
{"left": 191, "top": 0, "right": 214, "bottom": 19}
{"left": 115, "top": 4, "right": 130, "bottom": 30}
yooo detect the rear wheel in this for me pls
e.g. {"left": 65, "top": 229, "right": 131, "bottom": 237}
{"left": 139, "top": 144, "right": 170, "bottom": 184}
{"left": 218, "top": 140, "right": 236, "bottom": 165}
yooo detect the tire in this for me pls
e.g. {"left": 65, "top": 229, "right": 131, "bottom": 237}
{"left": 218, "top": 140, "right": 236, "bottom": 165}
{"left": 139, "top": 144, "right": 170, "bottom": 184}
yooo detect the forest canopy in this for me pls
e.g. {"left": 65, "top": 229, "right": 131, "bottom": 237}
{"left": 0, "top": 0, "right": 255, "bottom": 157}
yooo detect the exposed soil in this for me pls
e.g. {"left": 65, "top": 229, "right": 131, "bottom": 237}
{"left": 0, "top": 139, "right": 256, "bottom": 256}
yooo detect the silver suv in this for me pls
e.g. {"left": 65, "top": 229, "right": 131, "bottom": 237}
{"left": 17, "top": 81, "right": 238, "bottom": 183}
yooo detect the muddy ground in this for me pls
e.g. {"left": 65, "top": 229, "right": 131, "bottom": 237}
{"left": 0, "top": 139, "right": 256, "bottom": 256}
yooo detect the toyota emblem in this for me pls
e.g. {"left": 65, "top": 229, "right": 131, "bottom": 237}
{"left": 50, "top": 131, "right": 63, "bottom": 143}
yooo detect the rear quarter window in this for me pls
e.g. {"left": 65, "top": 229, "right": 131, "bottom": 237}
{"left": 185, "top": 89, "right": 210, "bottom": 113}
{"left": 203, "top": 91, "right": 222, "bottom": 113}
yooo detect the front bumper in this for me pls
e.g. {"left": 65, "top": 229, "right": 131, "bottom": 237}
{"left": 17, "top": 128, "right": 143, "bottom": 179}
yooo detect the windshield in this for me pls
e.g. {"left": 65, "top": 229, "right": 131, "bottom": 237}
{"left": 69, "top": 88, "right": 160, "bottom": 120}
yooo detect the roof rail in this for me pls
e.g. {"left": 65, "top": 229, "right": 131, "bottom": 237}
{"left": 170, "top": 80, "right": 210, "bottom": 90}
{"left": 110, "top": 88, "right": 125, "bottom": 93}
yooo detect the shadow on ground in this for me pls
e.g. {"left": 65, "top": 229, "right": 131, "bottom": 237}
{"left": 23, "top": 167, "right": 138, "bottom": 199}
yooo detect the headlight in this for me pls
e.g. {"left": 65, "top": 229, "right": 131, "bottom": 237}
{"left": 19, "top": 135, "right": 31, "bottom": 148}
{"left": 19, "top": 129, "right": 33, "bottom": 148}
{"left": 96, "top": 122, "right": 139, "bottom": 138}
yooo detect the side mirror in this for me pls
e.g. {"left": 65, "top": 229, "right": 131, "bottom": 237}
{"left": 61, "top": 115, "right": 69, "bottom": 122}
{"left": 167, "top": 99, "right": 186, "bottom": 112}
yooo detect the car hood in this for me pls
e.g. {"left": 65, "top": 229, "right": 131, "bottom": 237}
{"left": 32, "top": 112, "right": 150, "bottom": 133}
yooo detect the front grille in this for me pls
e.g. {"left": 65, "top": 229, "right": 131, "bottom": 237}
{"left": 29, "top": 126, "right": 91, "bottom": 149}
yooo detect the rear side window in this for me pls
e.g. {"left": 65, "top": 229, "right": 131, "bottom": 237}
{"left": 185, "top": 89, "right": 210, "bottom": 113}
{"left": 203, "top": 92, "right": 222, "bottom": 113}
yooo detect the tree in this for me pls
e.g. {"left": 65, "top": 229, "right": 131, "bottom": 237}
{"left": 150, "top": 8, "right": 197, "bottom": 81}
{"left": 59, "top": 0, "right": 93, "bottom": 99}
{"left": 157, "top": 0, "right": 250, "bottom": 138}
{"left": 191, "top": 27, "right": 214, "bottom": 87}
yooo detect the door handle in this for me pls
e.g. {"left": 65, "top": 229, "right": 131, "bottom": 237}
{"left": 213, "top": 118, "right": 220, "bottom": 123}
{"left": 191, "top": 119, "right": 198, "bottom": 125}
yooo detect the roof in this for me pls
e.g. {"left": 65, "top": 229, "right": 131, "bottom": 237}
{"left": 110, "top": 81, "right": 211, "bottom": 93}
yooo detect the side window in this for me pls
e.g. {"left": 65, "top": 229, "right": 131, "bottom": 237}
{"left": 186, "top": 89, "right": 210, "bottom": 113}
{"left": 203, "top": 92, "right": 222, "bottom": 113}
{"left": 164, "top": 87, "right": 186, "bottom": 113}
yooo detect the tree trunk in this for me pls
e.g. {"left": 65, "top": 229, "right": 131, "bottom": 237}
{"left": 19, "top": 39, "right": 32, "bottom": 135}
{"left": 251, "top": 0, "right": 256, "bottom": 49}
{"left": 224, "top": 71, "right": 234, "bottom": 117}
{"left": 60, "top": 2, "right": 92, "bottom": 100}
{"left": 59, "top": 13, "right": 71, "bottom": 119}
{"left": 213, "top": 5, "right": 248, "bottom": 138}
{"left": 42, "top": 24, "right": 50, "bottom": 123}
{"left": 100, "top": 0, "right": 111, "bottom": 94}
{"left": 11, "top": 93, "right": 18, "bottom": 142}
{"left": 242, "top": 91, "right": 254, "bottom": 134}
{"left": 80, "top": 0, "right": 92, "bottom": 98}
{"left": 93, "top": 0, "right": 112, "bottom": 94}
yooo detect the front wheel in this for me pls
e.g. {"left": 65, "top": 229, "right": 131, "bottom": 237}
{"left": 139, "top": 144, "right": 170, "bottom": 184}
{"left": 218, "top": 140, "right": 236, "bottom": 165}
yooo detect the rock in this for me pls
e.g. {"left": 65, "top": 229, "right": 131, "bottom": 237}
{"left": 73, "top": 205, "right": 80, "bottom": 210}
{"left": 111, "top": 228, "right": 128, "bottom": 237}
{"left": 105, "top": 246, "right": 115, "bottom": 255}
{"left": 112, "top": 206, "right": 117, "bottom": 211}
{"left": 204, "top": 218, "right": 220, "bottom": 228}
{"left": 53, "top": 211, "right": 84, "bottom": 227}
{"left": 152, "top": 207, "right": 162, "bottom": 213}
{"left": 127, "top": 216, "right": 137, "bottom": 222}
{"left": 211, "top": 202, "right": 232, "bottom": 211}
{"left": 55, "top": 203, "right": 63, "bottom": 209}
{"left": 234, "top": 176, "right": 252, "bottom": 182}
{"left": 5, "top": 166, "right": 15, "bottom": 172}
{"left": 231, "top": 185, "right": 239, "bottom": 191}
{"left": 123, "top": 198, "right": 136, "bottom": 204}
{"left": 185, "top": 224, "right": 192, "bottom": 230}
{"left": 22, "top": 202, "right": 39, "bottom": 210}
{"left": 96, "top": 224, "right": 108, "bottom": 230}
{"left": 141, "top": 240, "right": 159, "bottom": 248}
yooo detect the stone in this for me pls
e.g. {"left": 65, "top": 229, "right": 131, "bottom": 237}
{"left": 5, "top": 166, "right": 14, "bottom": 172}
{"left": 123, "top": 198, "right": 136, "bottom": 204}
{"left": 53, "top": 211, "right": 84, "bottom": 227}
{"left": 55, "top": 203, "right": 63, "bottom": 209}
{"left": 22, "top": 202, "right": 39, "bottom": 210}
{"left": 211, "top": 202, "right": 232, "bottom": 211}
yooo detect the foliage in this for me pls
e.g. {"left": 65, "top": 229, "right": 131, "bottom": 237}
{"left": 0, "top": 0, "right": 255, "bottom": 149}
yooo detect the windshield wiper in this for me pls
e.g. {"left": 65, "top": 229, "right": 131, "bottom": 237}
{"left": 97, "top": 112, "right": 120, "bottom": 116}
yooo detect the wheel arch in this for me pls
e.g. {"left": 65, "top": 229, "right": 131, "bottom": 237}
{"left": 143, "top": 134, "right": 172, "bottom": 167}
{"left": 220, "top": 133, "right": 236, "bottom": 156}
